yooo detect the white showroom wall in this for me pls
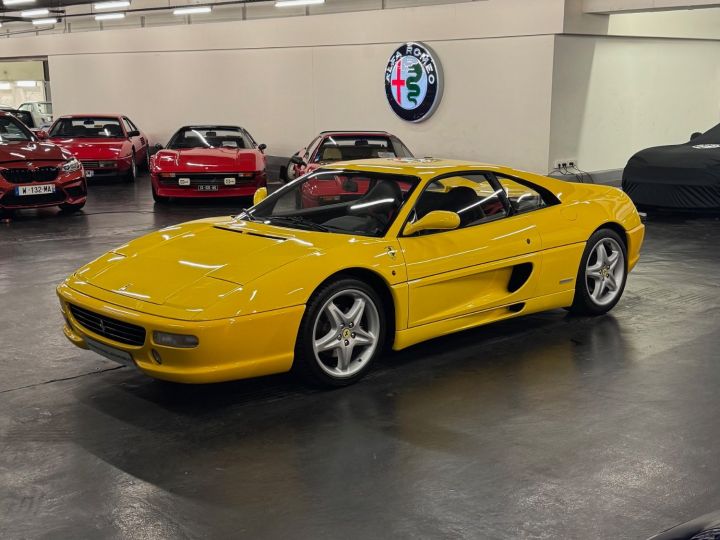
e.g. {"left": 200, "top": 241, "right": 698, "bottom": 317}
{"left": 550, "top": 26, "right": 720, "bottom": 173}
{"left": 0, "top": 0, "right": 563, "bottom": 174}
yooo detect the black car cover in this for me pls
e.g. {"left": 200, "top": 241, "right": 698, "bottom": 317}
{"left": 622, "top": 123, "right": 720, "bottom": 209}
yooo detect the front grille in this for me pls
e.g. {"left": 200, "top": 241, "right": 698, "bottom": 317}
{"left": 0, "top": 190, "right": 65, "bottom": 207}
{"left": 81, "top": 160, "right": 116, "bottom": 169}
{"left": 1, "top": 167, "right": 59, "bottom": 184}
{"left": 159, "top": 173, "right": 256, "bottom": 187}
{"left": 68, "top": 304, "right": 146, "bottom": 346}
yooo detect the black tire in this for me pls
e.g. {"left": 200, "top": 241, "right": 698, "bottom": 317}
{"left": 142, "top": 147, "right": 151, "bottom": 172}
{"left": 124, "top": 153, "right": 137, "bottom": 183}
{"left": 152, "top": 184, "right": 169, "bottom": 204}
{"left": 569, "top": 228, "right": 628, "bottom": 316}
{"left": 293, "top": 277, "right": 386, "bottom": 388}
{"left": 59, "top": 201, "right": 85, "bottom": 213}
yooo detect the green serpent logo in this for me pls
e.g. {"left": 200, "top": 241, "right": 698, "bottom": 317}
{"left": 406, "top": 63, "right": 423, "bottom": 106}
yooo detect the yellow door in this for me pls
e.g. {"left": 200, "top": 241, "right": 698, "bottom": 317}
{"left": 398, "top": 173, "right": 542, "bottom": 328}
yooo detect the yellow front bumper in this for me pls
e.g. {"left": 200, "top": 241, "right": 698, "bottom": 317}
{"left": 626, "top": 223, "right": 645, "bottom": 272}
{"left": 58, "top": 283, "right": 305, "bottom": 384}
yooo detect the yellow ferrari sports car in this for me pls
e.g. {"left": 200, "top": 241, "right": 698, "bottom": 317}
{"left": 57, "top": 158, "right": 644, "bottom": 387}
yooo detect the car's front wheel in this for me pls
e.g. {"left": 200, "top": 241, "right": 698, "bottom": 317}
{"left": 152, "top": 184, "right": 169, "bottom": 204}
{"left": 294, "top": 278, "right": 385, "bottom": 387}
{"left": 569, "top": 228, "right": 627, "bottom": 316}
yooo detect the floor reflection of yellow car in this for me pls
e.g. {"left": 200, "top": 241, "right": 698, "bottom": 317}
{"left": 57, "top": 158, "right": 645, "bottom": 387}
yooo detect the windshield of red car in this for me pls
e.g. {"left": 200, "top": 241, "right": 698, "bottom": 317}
{"left": 0, "top": 115, "right": 33, "bottom": 143}
{"left": 313, "top": 136, "right": 404, "bottom": 162}
{"left": 167, "top": 128, "right": 252, "bottom": 150}
{"left": 50, "top": 118, "right": 124, "bottom": 139}
{"left": 241, "top": 170, "right": 418, "bottom": 237}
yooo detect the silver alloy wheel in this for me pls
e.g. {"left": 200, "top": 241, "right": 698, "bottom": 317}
{"left": 585, "top": 237, "right": 625, "bottom": 307}
{"left": 312, "top": 289, "right": 381, "bottom": 379}
{"left": 131, "top": 156, "right": 137, "bottom": 178}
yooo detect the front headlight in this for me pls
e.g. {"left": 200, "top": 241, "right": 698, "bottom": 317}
{"left": 61, "top": 158, "right": 82, "bottom": 173}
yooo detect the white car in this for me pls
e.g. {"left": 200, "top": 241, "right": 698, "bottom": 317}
{"left": 18, "top": 101, "right": 53, "bottom": 128}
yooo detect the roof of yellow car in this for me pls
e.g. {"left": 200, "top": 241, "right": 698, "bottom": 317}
{"left": 330, "top": 158, "right": 516, "bottom": 179}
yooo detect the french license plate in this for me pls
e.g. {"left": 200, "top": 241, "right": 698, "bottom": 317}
{"left": 85, "top": 336, "right": 135, "bottom": 367}
{"left": 198, "top": 185, "right": 218, "bottom": 192}
{"left": 86, "top": 170, "right": 94, "bottom": 178}
{"left": 15, "top": 184, "right": 55, "bottom": 196}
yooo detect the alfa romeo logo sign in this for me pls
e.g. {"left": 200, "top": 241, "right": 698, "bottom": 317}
{"left": 385, "top": 42, "right": 443, "bottom": 123}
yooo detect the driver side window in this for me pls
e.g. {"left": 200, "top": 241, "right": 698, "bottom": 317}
{"left": 413, "top": 174, "right": 508, "bottom": 231}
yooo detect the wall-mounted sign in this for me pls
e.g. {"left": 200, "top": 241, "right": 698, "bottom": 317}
{"left": 384, "top": 42, "right": 443, "bottom": 123}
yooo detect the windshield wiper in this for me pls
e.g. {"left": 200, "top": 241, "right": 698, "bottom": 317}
{"left": 236, "top": 209, "right": 258, "bottom": 222}
{"left": 269, "top": 216, "right": 331, "bottom": 232}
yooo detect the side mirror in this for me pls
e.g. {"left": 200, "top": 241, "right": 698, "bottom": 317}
{"left": 258, "top": 143, "right": 267, "bottom": 152}
{"left": 35, "top": 129, "right": 48, "bottom": 140}
{"left": 253, "top": 187, "right": 268, "bottom": 206}
{"left": 691, "top": 132, "right": 702, "bottom": 141}
{"left": 290, "top": 155, "right": 305, "bottom": 166}
{"left": 151, "top": 143, "right": 164, "bottom": 155}
{"left": 403, "top": 210, "right": 461, "bottom": 236}
{"left": 127, "top": 130, "right": 140, "bottom": 138}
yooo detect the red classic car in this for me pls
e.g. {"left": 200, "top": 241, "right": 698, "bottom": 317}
{"left": 283, "top": 131, "right": 414, "bottom": 182}
{"left": 150, "top": 125, "right": 267, "bottom": 202}
{"left": 0, "top": 112, "right": 86, "bottom": 214}
{"left": 45, "top": 114, "right": 149, "bottom": 183}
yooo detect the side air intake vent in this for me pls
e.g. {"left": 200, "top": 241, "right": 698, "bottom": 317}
{"left": 508, "top": 263, "right": 533, "bottom": 293}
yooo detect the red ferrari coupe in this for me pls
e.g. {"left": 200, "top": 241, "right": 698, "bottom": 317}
{"left": 0, "top": 112, "right": 86, "bottom": 214}
{"left": 283, "top": 131, "right": 414, "bottom": 182}
{"left": 45, "top": 114, "right": 149, "bottom": 183}
{"left": 150, "top": 125, "right": 268, "bottom": 203}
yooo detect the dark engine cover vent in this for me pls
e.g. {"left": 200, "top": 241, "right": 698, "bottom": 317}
{"left": 508, "top": 263, "right": 533, "bottom": 293}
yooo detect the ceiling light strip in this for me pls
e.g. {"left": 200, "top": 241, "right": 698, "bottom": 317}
{"left": 172, "top": 5, "right": 211, "bottom": 15}
{"left": 93, "top": 0, "right": 130, "bottom": 10}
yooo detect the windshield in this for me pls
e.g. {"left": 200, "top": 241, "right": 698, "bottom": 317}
{"left": 243, "top": 170, "right": 418, "bottom": 237}
{"left": 50, "top": 118, "right": 124, "bottom": 139}
{"left": 0, "top": 115, "right": 33, "bottom": 143}
{"left": 167, "top": 127, "right": 252, "bottom": 150}
{"left": 38, "top": 103, "right": 52, "bottom": 114}
{"left": 313, "top": 135, "right": 406, "bottom": 163}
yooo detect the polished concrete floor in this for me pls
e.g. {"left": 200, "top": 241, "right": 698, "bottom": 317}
{"left": 1, "top": 175, "right": 719, "bottom": 540}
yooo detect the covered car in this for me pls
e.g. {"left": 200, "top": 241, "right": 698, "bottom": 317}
{"left": 623, "top": 124, "right": 720, "bottom": 210}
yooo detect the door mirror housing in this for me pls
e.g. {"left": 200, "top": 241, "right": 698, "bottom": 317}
{"left": 258, "top": 143, "right": 267, "bottom": 152}
{"left": 290, "top": 155, "right": 305, "bottom": 166}
{"left": 127, "top": 130, "right": 140, "bottom": 138}
{"left": 253, "top": 187, "right": 268, "bottom": 206}
{"left": 404, "top": 211, "right": 461, "bottom": 236}
{"left": 151, "top": 143, "right": 164, "bottom": 155}
{"left": 691, "top": 132, "right": 703, "bottom": 141}
{"left": 35, "top": 129, "right": 48, "bottom": 140}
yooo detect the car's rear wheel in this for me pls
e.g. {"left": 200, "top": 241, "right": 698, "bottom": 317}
{"left": 294, "top": 278, "right": 385, "bottom": 387}
{"left": 59, "top": 201, "right": 85, "bottom": 213}
{"left": 569, "top": 228, "right": 627, "bottom": 316}
{"left": 124, "top": 153, "right": 137, "bottom": 183}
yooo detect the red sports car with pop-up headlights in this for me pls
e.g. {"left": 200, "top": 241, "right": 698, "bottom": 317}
{"left": 0, "top": 112, "right": 86, "bottom": 214}
{"left": 45, "top": 114, "right": 149, "bottom": 183}
{"left": 150, "top": 125, "right": 267, "bottom": 203}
